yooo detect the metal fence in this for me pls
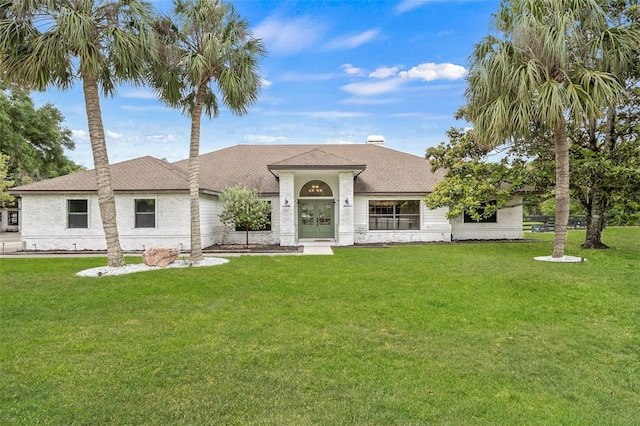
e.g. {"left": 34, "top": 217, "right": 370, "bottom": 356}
{"left": 523, "top": 215, "right": 587, "bottom": 232}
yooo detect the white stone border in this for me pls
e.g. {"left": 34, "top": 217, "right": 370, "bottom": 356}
{"left": 534, "top": 255, "right": 587, "bottom": 263}
{"left": 77, "top": 257, "right": 229, "bottom": 277}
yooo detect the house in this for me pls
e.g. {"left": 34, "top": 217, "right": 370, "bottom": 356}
{"left": 9, "top": 138, "right": 523, "bottom": 251}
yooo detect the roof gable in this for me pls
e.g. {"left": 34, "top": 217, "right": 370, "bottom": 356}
{"left": 268, "top": 148, "right": 366, "bottom": 171}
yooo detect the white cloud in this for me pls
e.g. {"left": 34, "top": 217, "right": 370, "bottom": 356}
{"left": 369, "top": 66, "right": 400, "bottom": 79}
{"left": 121, "top": 105, "right": 171, "bottom": 112}
{"left": 254, "top": 15, "right": 326, "bottom": 55}
{"left": 243, "top": 134, "right": 288, "bottom": 144}
{"left": 146, "top": 134, "right": 178, "bottom": 143}
{"left": 341, "top": 63, "right": 366, "bottom": 76}
{"left": 293, "top": 111, "right": 369, "bottom": 119}
{"left": 280, "top": 72, "right": 336, "bottom": 82}
{"left": 71, "top": 129, "right": 90, "bottom": 143}
{"left": 121, "top": 89, "right": 157, "bottom": 99}
{"left": 325, "top": 29, "right": 380, "bottom": 50}
{"left": 395, "top": 0, "right": 447, "bottom": 14}
{"left": 399, "top": 62, "right": 468, "bottom": 81}
{"left": 106, "top": 130, "right": 124, "bottom": 140}
{"left": 261, "top": 78, "right": 272, "bottom": 88}
{"left": 341, "top": 78, "right": 405, "bottom": 96}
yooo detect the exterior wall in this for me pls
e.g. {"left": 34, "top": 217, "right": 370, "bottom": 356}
{"left": 353, "top": 195, "right": 452, "bottom": 244}
{"left": 214, "top": 196, "right": 280, "bottom": 246}
{"left": 199, "top": 194, "right": 219, "bottom": 248}
{"left": 450, "top": 196, "right": 524, "bottom": 240}
{"left": 337, "top": 172, "right": 355, "bottom": 246}
{"left": 279, "top": 172, "right": 296, "bottom": 246}
{"left": 20, "top": 193, "right": 191, "bottom": 251}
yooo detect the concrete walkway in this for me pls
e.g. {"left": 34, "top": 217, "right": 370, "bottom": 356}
{"left": 300, "top": 239, "right": 334, "bottom": 255}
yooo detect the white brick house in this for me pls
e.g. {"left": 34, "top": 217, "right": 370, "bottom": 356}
{"left": 10, "top": 139, "right": 523, "bottom": 251}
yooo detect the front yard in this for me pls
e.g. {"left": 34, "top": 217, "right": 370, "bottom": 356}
{"left": 1, "top": 228, "right": 638, "bottom": 424}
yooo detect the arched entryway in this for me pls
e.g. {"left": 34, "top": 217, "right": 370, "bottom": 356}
{"left": 298, "top": 180, "right": 335, "bottom": 239}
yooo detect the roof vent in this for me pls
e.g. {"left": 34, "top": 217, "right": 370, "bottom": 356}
{"left": 366, "top": 135, "right": 385, "bottom": 146}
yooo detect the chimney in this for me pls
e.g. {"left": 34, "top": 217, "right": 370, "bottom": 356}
{"left": 366, "top": 135, "right": 385, "bottom": 146}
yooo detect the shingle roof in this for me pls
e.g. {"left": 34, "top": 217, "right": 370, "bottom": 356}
{"left": 11, "top": 144, "right": 445, "bottom": 195}
{"left": 267, "top": 148, "right": 366, "bottom": 171}
{"left": 11, "top": 156, "right": 189, "bottom": 193}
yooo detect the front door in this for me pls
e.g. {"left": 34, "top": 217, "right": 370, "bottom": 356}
{"left": 299, "top": 200, "right": 334, "bottom": 239}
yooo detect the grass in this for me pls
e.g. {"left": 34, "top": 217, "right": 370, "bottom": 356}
{"left": 1, "top": 227, "right": 639, "bottom": 424}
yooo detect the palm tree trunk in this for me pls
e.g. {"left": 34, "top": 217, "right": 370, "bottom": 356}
{"left": 552, "top": 120, "right": 570, "bottom": 258}
{"left": 188, "top": 84, "right": 206, "bottom": 262}
{"left": 82, "top": 75, "right": 124, "bottom": 267}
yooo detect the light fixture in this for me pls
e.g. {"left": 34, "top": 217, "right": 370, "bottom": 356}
{"left": 283, "top": 198, "right": 291, "bottom": 207}
{"left": 343, "top": 198, "right": 352, "bottom": 207}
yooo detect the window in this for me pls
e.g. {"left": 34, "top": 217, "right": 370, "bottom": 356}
{"left": 8, "top": 211, "right": 19, "bottom": 226}
{"left": 68, "top": 200, "right": 88, "bottom": 228}
{"left": 463, "top": 202, "right": 498, "bottom": 223}
{"left": 369, "top": 200, "right": 420, "bottom": 230}
{"left": 135, "top": 199, "right": 156, "bottom": 228}
{"left": 235, "top": 201, "right": 272, "bottom": 231}
{"left": 300, "top": 180, "right": 333, "bottom": 197}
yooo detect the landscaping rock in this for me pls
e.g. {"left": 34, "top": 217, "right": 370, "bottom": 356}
{"left": 142, "top": 247, "right": 180, "bottom": 267}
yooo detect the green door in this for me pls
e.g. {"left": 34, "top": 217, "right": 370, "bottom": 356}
{"left": 299, "top": 200, "right": 334, "bottom": 239}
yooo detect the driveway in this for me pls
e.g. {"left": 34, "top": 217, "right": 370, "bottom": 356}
{"left": 0, "top": 233, "right": 21, "bottom": 254}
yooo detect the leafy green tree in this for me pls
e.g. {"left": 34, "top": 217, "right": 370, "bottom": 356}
{"left": 424, "top": 128, "right": 528, "bottom": 220}
{"left": 148, "top": 0, "right": 264, "bottom": 262}
{"left": 219, "top": 183, "right": 271, "bottom": 246}
{"left": 1, "top": 0, "right": 157, "bottom": 267}
{"left": 0, "top": 85, "right": 81, "bottom": 185}
{"left": 465, "top": 0, "right": 638, "bottom": 258}
{"left": 0, "top": 153, "right": 14, "bottom": 207}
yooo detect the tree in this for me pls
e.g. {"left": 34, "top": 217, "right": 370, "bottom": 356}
{"left": 0, "top": 84, "right": 82, "bottom": 185}
{"left": 148, "top": 0, "right": 264, "bottom": 262}
{"left": 424, "top": 128, "right": 528, "bottom": 221}
{"left": 465, "top": 0, "right": 638, "bottom": 258}
{"left": 0, "top": 153, "right": 14, "bottom": 207}
{"left": 1, "top": 0, "right": 157, "bottom": 267}
{"left": 219, "top": 183, "right": 271, "bottom": 246}
{"left": 571, "top": 1, "right": 640, "bottom": 248}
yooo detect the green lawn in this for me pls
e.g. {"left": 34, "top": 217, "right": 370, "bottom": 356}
{"left": 1, "top": 228, "right": 639, "bottom": 425}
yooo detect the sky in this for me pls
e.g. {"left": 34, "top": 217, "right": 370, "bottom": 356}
{"left": 31, "top": 0, "right": 501, "bottom": 169}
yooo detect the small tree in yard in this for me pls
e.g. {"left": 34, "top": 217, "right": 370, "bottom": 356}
{"left": 219, "top": 183, "right": 271, "bottom": 246}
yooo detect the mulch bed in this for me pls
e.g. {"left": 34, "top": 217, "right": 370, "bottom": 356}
{"left": 203, "top": 244, "right": 302, "bottom": 253}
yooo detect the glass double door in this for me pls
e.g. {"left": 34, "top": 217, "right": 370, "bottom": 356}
{"left": 299, "top": 200, "right": 334, "bottom": 239}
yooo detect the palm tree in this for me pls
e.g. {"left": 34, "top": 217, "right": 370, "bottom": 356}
{"left": 465, "top": 0, "right": 638, "bottom": 258}
{"left": 148, "top": 0, "right": 264, "bottom": 262}
{"left": 0, "top": 0, "right": 157, "bottom": 267}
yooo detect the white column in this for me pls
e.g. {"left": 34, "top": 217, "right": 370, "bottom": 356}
{"left": 278, "top": 172, "right": 296, "bottom": 246}
{"left": 338, "top": 171, "right": 355, "bottom": 246}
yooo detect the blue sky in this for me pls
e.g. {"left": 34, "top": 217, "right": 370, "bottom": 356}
{"left": 32, "top": 0, "right": 500, "bottom": 168}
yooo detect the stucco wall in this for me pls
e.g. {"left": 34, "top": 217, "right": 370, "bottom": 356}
{"left": 353, "top": 195, "right": 452, "bottom": 244}
{"left": 450, "top": 196, "right": 523, "bottom": 240}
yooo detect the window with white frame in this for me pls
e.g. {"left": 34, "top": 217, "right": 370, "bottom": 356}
{"left": 67, "top": 199, "right": 88, "bottom": 228}
{"left": 135, "top": 199, "right": 156, "bottom": 228}
{"left": 369, "top": 200, "right": 420, "bottom": 230}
